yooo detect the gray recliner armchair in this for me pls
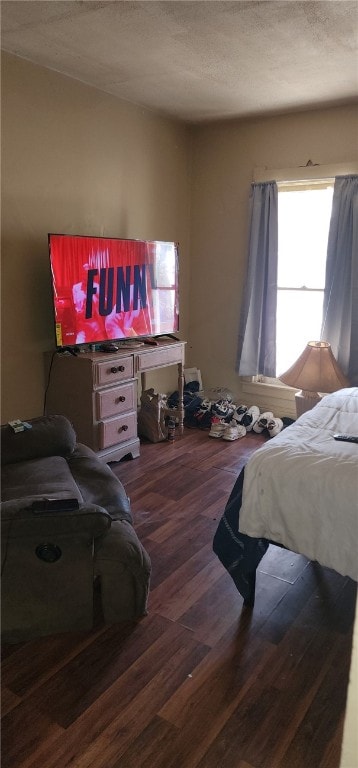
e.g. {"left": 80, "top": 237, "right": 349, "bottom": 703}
{"left": 1, "top": 415, "right": 151, "bottom": 643}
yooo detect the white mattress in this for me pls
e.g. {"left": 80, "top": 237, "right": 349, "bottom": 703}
{"left": 239, "top": 388, "right": 358, "bottom": 581}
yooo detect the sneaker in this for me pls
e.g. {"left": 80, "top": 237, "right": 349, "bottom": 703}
{"left": 223, "top": 423, "right": 247, "bottom": 441}
{"left": 241, "top": 405, "right": 260, "bottom": 431}
{"left": 253, "top": 411, "right": 274, "bottom": 433}
{"left": 211, "top": 399, "right": 234, "bottom": 421}
{"left": 231, "top": 405, "right": 248, "bottom": 424}
{"left": 198, "top": 397, "right": 212, "bottom": 413}
{"left": 194, "top": 399, "right": 211, "bottom": 427}
{"left": 209, "top": 419, "right": 227, "bottom": 438}
{"left": 267, "top": 417, "right": 283, "bottom": 437}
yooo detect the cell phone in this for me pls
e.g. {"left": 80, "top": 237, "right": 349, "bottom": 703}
{"left": 31, "top": 498, "right": 80, "bottom": 513}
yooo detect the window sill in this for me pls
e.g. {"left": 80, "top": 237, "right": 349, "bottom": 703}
{"left": 240, "top": 374, "right": 298, "bottom": 390}
{"left": 239, "top": 376, "right": 297, "bottom": 418}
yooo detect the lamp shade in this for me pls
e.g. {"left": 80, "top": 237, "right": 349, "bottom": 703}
{"left": 279, "top": 341, "right": 349, "bottom": 394}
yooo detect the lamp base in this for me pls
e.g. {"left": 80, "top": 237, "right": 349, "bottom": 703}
{"left": 295, "top": 390, "right": 322, "bottom": 418}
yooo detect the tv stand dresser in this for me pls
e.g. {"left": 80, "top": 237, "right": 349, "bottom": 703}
{"left": 45, "top": 339, "right": 186, "bottom": 462}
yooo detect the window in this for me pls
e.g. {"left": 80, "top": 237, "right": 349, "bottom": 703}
{"left": 276, "top": 180, "right": 334, "bottom": 375}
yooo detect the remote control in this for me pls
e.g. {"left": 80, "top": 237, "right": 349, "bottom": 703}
{"left": 31, "top": 498, "right": 80, "bottom": 513}
{"left": 333, "top": 434, "right": 358, "bottom": 443}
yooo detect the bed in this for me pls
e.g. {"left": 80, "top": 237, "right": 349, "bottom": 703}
{"left": 213, "top": 387, "right": 358, "bottom": 606}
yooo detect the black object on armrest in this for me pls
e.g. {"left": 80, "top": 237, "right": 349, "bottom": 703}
{"left": 31, "top": 498, "right": 80, "bottom": 514}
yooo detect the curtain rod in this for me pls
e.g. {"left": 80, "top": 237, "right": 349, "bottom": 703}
{"left": 253, "top": 161, "right": 358, "bottom": 183}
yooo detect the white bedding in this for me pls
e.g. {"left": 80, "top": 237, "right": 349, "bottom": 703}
{"left": 239, "top": 388, "right": 358, "bottom": 581}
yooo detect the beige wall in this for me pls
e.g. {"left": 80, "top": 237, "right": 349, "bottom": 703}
{"left": 187, "top": 106, "right": 358, "bottom": 404}
{"left": 1, "top": 53, "right": 191, "bottom": 421}
{"left": 2, "top": 51, "right": 358, "bottom": 422}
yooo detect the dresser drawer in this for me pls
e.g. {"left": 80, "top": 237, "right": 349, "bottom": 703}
{"left": 96, "top": 382, "right": 136, "bottom": 419}
{"left": 94, "top": 356, "right": 133, "bottom": 388}
{"left": 99, "top": 412, "right": 137, "bottom": 449}
{"left": 136, "top": 345, "right": 184, "bottom": 372}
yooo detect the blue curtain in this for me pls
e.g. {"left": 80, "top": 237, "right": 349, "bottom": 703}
{"left": 321, "top": 175, "right": 358, "bottom": 385}
{"left": 236, "top": 181, "right": 278, "bottom": 377}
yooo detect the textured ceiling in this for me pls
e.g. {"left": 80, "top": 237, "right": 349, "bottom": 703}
{"left": 1, "top": 0, "right": 358, "bottom": 123}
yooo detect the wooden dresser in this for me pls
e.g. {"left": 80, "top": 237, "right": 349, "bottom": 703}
{"left": 45, "top": 340, "right": 186, "bottom": 462}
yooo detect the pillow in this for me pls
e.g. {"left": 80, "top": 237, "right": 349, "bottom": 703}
{"left": 1, "top": 415, "right": 77, "bottom": 465}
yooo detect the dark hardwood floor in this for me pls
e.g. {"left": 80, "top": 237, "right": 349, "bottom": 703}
{"left": 2, "top": 427, "right": 356, "bottom": 768}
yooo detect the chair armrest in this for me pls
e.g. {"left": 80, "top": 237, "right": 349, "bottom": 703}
{"left": 68, "top": 444, "right": 132, "bottom": 523}
{"left": 1, "top": 500, "right": 112, "bottom": 538}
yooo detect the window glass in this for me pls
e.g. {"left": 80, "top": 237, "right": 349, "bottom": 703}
{"left": 278, "top": 186, "right": 333, "bottom": 288}
{"left": 276, "top": 183, "right": 333, "bottom": 374}
{"left": 276, "top": 290, "right": 324, "bottom": 375}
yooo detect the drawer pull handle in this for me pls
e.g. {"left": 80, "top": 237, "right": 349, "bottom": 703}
{"left": 116, "top": 396, "right": 126, "bottom": 403}
{"left": 110, "top": 365, "right": 125, "bottom": 374}
{"left": 118, "top": 424, "right": 128, "bottom": 433}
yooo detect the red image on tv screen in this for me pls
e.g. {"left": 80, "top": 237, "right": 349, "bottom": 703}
{"left": 48, "top": 234, "right": 179, "bottom": 347}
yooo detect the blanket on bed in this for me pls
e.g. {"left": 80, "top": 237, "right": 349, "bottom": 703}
{"left": 239, "top": 388, "right": 358, "bottom": 582}
{"left": 213, "top": 388, "right": 358, "bottom": 603}
{"left": 213, "top": 467, "right": 269, "bottom": 604}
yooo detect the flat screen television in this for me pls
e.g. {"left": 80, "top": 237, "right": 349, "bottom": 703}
{"left": 48, "top": 234, "right": 179, "bottom": 348}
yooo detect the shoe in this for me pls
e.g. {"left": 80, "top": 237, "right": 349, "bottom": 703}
{"left": 241, "top": 405, "right": 260, "bottom": 431}
{"left": 253, "top": 412, "right": 274, "bottom": 433}
{"left": 231, "top": 405, "right": 248, "bottom": 424}
{"left": 209, "top": 419, "right": 227, "bottom": 438}
{"left": 194, "top": 398, "right": 212, "bottom": 426}
{"left": 198, "top": 398, "right": 212, "bottom": 414}
{"left": 211, "top": 399, "right": 234, "bottom": 421}
{"left": 267, "top": 417, "right": 283, "bottom": 437}
{"left": 223, "top": 423, "right": 247, "bottom": 441}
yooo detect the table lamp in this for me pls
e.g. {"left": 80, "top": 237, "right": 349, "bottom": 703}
{"left": 279, "top": 341, "right": 349, "bottom": 417}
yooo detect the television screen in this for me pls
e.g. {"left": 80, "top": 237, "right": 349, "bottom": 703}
{"left": 48, "top": 234, "right": 179, "bottom": 347}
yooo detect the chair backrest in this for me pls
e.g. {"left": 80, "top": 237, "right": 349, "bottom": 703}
{"left": 1, "top": 415, "right": 77, "bottom": 465}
